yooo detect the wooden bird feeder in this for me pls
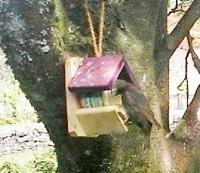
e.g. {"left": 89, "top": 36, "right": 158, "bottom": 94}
{"left": 65, "top": 54, "right": 139, "bottom": 137}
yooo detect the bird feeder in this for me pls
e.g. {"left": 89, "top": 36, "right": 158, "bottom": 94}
{"left": 65, "top": 54, "right": 139, "bottom": 137}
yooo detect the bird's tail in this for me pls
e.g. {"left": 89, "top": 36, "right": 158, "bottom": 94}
{"left": 140, "top": 108, "right": 161, "bottom": 129}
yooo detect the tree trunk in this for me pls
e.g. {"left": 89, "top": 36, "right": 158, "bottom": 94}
{"left": 0, "top": 0, "right": 199, "bottom": 172}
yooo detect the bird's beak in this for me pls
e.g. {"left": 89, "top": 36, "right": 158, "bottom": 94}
{"left": 111, "top": 88, "right": 118, "bottom": 95}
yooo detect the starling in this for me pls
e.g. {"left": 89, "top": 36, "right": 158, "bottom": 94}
{"left": 114, "top": 79, "right": 161, "bottom": 134}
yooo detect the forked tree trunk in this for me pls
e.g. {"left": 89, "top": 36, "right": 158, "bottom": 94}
{"left": 55, "top": 0, "right": 199, "bottom": 173}
{"left": 1, "top": 0, "right": 199, "bottom": 172}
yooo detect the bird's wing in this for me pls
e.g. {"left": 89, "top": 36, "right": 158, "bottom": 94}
{"left": 124, "top": 103, "right": 152, "bottom": 134}
{"left": 124, "top": 87, "right": 160, "bottom": 128}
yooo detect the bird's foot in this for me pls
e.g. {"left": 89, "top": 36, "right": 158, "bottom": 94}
{"left": 117, "top": 107, "right": 129, "bottom": 124}
{"left": 124, "top": 120, "right": 133, "bottom": 125}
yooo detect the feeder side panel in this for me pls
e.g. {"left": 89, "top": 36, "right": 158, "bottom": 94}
{"left": 65, "top": 57, "right": 87, "bottom": 136}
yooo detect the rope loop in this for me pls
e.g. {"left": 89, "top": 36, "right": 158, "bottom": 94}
{"left": 84, "top": 0, "right": 105, "bottom": 57}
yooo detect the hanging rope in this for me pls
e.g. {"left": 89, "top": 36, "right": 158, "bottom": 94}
{"left": 84, "top": 0, "right": 99, "bottom": 56}
{"left": 84, "top": 0, "right": 105, "bottom": 57}
{"left": 98, "top": 0, "right": 105, "bottom": 56}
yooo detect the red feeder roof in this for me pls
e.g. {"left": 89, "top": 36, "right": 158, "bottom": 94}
{"left": 68, "top": 54, "right": 139, "bottom": 92}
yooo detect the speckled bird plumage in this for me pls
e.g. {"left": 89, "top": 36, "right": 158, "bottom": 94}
{"left": 114, "top": 79, "right": 161, "bottom": 134}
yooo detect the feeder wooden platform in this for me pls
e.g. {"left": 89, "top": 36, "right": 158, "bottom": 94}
{"left": 76, "top": 106, "right": 128, "bottom": 137}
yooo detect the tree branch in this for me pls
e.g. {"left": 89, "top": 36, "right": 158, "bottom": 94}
{"left": 187, "top": 34, "right": 200, "bottom": 74}
{"left": 191, "top": 51, "right": 200, "bottom": 74}
{"left": 168, "top": 0, "right": 185, "bottom": 16}
{"left": 166, "top": 0, "right": 200, "bottom": 54}
{"left": 187, "top": 33, "right": 194, "bottom": 52}
{"left": 183, "top": 85, "right": 200, "bottom": 125}
{"left": 166, "top": 86, "right": 200, "bottom": 139}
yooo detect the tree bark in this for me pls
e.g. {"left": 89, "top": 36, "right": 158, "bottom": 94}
{"left": 1, "top": 0, "right": 200, "bottom": 172}
{"left": 183, "top": 85, "right": 200, "bottom": 125}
